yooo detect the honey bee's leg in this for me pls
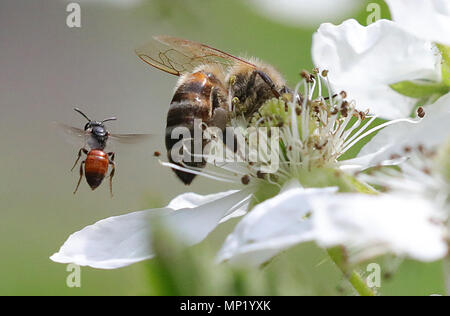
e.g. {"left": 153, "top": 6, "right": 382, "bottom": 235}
{"left": 255, "top": 70, "right": 281, "bottom": 98}
{"left": 280, "top": 85, "right": 303, "bottom": 105}
{"left": 71, "top": 148, "right": 88, "bottom": 172}
{"left": 73, "top": 160, "right": 85, "bottom": 195}
{"left": 210, "top": 87, "right": 222, "bottom": 110}
{"left": 107, "top": 152, "right": 116, "bottom": 197}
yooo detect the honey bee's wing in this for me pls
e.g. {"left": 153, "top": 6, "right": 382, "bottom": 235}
{"left": 136, "top": 35, "right": 256, "bottom": 76}
{"left": 53, "top": 122, "right": 89, "bottom": 147}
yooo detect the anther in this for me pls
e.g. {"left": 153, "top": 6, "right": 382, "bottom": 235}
{"left": 241, "top": 175, "right": 250, "bottom": 185}
{"left": 300, "top": 70, "right": 313, "bottom": 83}
{"left": 359, "top": 111, "right": 366, "bottom": 121}
{"left": 154, "top": 151, "right": 161, "bottom": 157}
{"left": 418, "top": 144, "right": 425, "bottom": 153}
{"left": 417, "top": 107, "right": 425, "bottom": 118}
{"left": 256, "top": 171, "right": 266, "bottom": 179}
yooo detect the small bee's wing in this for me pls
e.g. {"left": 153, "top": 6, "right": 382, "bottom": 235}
{"left": 135, "top": 35, "right": 256, "bottom": 76}
{"left": 108, "top": 133, "right": 153, "bottom": 145}
{"left": 54, "top": 122, "right": 89, "bottom": 147}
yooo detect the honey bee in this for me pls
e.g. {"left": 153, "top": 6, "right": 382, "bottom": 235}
{"left": 136, "top": 36, "right": 292, "bottom": 184}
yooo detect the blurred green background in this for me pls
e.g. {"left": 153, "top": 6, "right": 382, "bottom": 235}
{"left": 0, "top": 0, "right": 445, "bottom": 295}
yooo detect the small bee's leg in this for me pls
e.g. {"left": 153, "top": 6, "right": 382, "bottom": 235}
{"left": 107, "top": 152, "right": 116, "bottom": 197}
{"left": 73, "top": 161, "right": 85, "bottom": 195}
{"left": 71, "top": 148, "right": 88, "bottom": 172}
{"left": 255, "top": 70, "right": 281, "bottom": 98}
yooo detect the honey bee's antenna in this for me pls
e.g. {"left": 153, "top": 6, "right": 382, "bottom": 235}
{"left": 102, "top": 117, "right": 117, "bottom": 123}
{"left": 74, "top": 108, "right": 91, "bottom": 122}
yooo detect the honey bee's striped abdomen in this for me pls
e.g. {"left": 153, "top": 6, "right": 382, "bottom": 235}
{"left": 84, "top": 149, "right": 109, "bottom": 190}
{"left": 165, "top": 71, "right": 221, "bottom": 185}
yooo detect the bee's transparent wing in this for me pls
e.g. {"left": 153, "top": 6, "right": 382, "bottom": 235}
{"left": 108, "top": 133, "right": 154, "bottom": 145}
{"left": 53, "top": 122, "right": 89, "bottom": 147}
{"left": 135, "top": 35, "right": 256, "bottom": 76}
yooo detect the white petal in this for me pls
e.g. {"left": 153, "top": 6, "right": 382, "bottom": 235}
{"left": 50, "top": 209, "right": 167, "bottom": 269}
{"left": 168, "top": 190, "right": 239, "bottom": 210}
{"left": 51, "top": 190, "right": 251, "bottom": 269}
{"left": 310, "top": 194, "right": 447, "bottom": 262}
{"left": 168, "top": 190, "right": 250, "bottom": 223}
{"left": 217, "top": 183, "right": 338, "bottom": 267}
{"left": 312, "top": 19, "right": 441, "bottom": 119}
{"left": 353, "top": 92, "right": 450, "bottom": 168}
{"left": 164, "top": 189, "right": 252, "bottom": 245}
{"left": 249, "top": 0, "right": 363, "bottom": 27}
{"left": 386, "top": 0, "right": 450, "bottom": 45}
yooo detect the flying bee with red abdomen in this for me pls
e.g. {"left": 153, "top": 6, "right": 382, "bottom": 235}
{"left": 58, "top": 108, "right": 151, "bottom": 197}
{"left": 136, "top": 36, "right": 293, "bottom": 185}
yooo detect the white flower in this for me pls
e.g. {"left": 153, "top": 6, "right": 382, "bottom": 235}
{"left": 248, "top": 0, "right": 363, "bottom": 27}
{"left": 310, "top": 193, "right": 447, "bottom": 262}
{"left": 219, "top": 146, "right": 450, "bottom": 266}
{"left": 345, "top": 92, "right": 450, "bottom": 170}
{"left": 311, "top": 137, "right": 450, "bottom": 263}
{"left": 312, "top": 19, "right": 442, "bottom": 119}
{"left": 386, "top": 0, "right": 450, "bottom": 46}
{"left": 51, "top": 190, "right": 251, "bottom": 269}
{"left": 219, "top": 184, "right": 447, "bottom": 266}
{"left": 217, "top": 181, "right": 337, "bottom": 267}
{"left": 51, "top": 72, "right": 430, "bottom": 269}
{"left": 217, "top": 95, "right": 450, "bottom": 266}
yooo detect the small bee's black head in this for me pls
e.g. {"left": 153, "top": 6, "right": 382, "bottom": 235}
{"left": 85, "top": 121, "right": 108, "bottom": 139}
{"left": 74, "top": 108, "right": 117, "bottom": 141}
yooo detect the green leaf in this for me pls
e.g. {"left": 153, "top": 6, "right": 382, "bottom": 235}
{"left": 437, "top": 44, "right": 450, "bottom": 86}
{"left": 390, "top": 80, "right": 449, "bottom": 99}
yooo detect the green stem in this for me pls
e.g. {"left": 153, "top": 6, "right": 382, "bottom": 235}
{"left": 444, "top": 256, "right": 450, "bottom": 296}
{"left": 328, "top": 248, "right": 376, "bottom": 296}
{"left": 348, "top": 271, "right": 376, "bottom": 297}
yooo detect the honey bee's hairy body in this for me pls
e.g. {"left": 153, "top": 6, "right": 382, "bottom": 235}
{"left": 165, "top": 60, "right": 287, "bottom": 185}
{"left": 226, "top": 58, "right": 286, "bottom": 117}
